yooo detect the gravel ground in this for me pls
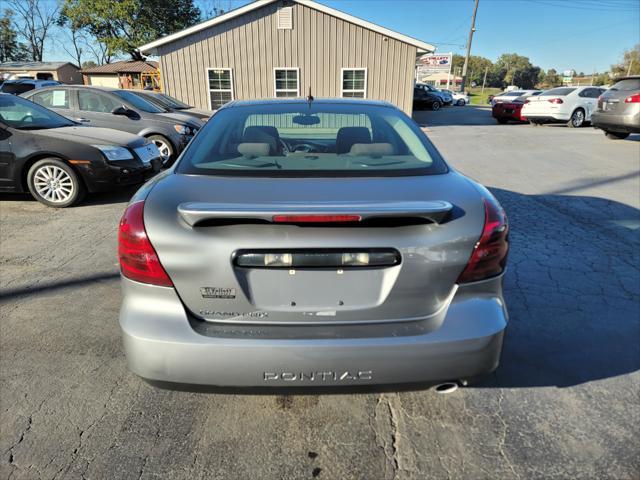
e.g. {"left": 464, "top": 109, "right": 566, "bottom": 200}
{"left": 1, "top": 105, "right": 639, "bottom": 480}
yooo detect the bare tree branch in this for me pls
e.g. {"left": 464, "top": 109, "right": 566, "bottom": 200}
{"left": 8, "top": 0, "right": 58, "bottom": 61}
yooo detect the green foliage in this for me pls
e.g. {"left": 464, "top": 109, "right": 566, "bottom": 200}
{"left": 492, "top": 53, "right": 540, "bottom": 89}
{"left": 539, "top": 68, "right": 562, "bottom": 88}
{"left": 611, "top": 44, "right": 640, "bottom": 77}
{"left": 0, "top": 9, "right": 30, "bottom": 62}
{"left": 81, "top": 60, "right": 97, "bottom": 69}
{"left": 59, "top": 0, "right": 201, "bottom": 60}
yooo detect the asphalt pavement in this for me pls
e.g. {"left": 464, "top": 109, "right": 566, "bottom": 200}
{"left": 1, "top": 105, "right": 639, "bottom": 479}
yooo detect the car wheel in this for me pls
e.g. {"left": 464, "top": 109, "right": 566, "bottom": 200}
{"left": 431, "top": 101, "right": 441, "bottom": 111}
{"left": 27, "top": 158, "right": 85, "bottom": 208}
{"left": 567, "top": 109, "right": 585, "bottom": 128}
{"left": 457, "top": 99, "right": 466, "bottom": 106}
{"left": 148, "top": 135, "right": 174, "bottom": 167}
{"left": 605, "top": 131, "right": 630, "bottom": 140}
{"left": 497, "top": 118, "right": 508, "bottom": 124}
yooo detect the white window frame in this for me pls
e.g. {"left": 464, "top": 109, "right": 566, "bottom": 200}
{"left": 341, "top": 68, "right": 367, "bottom": 99}
{"left": 206, "top": 68, "right": 234, "bottom": 110}
{"left": 273, "top": 67, "right": 300, "bottom": 97}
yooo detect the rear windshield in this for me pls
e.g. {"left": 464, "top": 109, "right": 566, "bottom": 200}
{"left": 176, "top": 103, "right": 448, "bottom": 177}
{"left": 0, "top": 83, "right": 34, "bottom": 94}
{"left": 502, "top": 91, "right": 524, "bottom": 97}
{"left": 541, "top": 88, "right": 576, "bottom": 96}
{"left": 610, "top": 79, "right": 640, "bottom": 91}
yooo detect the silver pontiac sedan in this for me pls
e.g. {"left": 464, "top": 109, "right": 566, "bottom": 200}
{"left": 118, "top": 98, "right": 509, "bottom": 389}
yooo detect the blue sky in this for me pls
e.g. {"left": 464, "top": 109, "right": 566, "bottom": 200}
{"left": 49, "top": 0, "right": 639, "bottom": 73}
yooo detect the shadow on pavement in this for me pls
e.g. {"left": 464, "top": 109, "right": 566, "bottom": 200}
{"left": 0, "top": 185, "right": 139, "bottom": 207}
{"left": 0, "top": 271, "right": 119, "bottom": 301}
{"left": 480, "top": 187, "right": 640, "bottom": 389}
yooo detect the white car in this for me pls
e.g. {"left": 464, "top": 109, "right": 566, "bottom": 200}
{"left": 521, "top": 86, "right": 606, "bottom": 127}
{"left": 491, "top": 90, "right": 542, "bottom": 106}
{"left": 442, "top": 90, "right": 470, "bottom": 106}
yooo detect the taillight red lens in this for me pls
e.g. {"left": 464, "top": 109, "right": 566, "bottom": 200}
{"left": 118, "top": 201, "right": 173, "bottom": 286}
{"left": 548, "top": 98, "right": 563, "bottom": 104}
{"left": 457, "top": 197, "right": 509, "bottom": 284}
{"left": 624, "top": 93, "right": 640, "bottom": 103}
{"left": 272, "top": 214, "right": 362, "bottom": 223}
{"left": 524, "top": 99, "right": 530, "bottom": 104}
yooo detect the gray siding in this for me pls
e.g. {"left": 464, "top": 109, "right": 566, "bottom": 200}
{"left": 156, "top": 1, "right": 417, "bottom": 113}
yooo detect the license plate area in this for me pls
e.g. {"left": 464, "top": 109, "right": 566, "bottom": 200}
{"left": 235, "top": 266, "right": 400, "bottom": 311}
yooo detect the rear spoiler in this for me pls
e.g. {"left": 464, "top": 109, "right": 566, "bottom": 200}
{"left": 177, "top": 201, "right": 453, "bottom": 226}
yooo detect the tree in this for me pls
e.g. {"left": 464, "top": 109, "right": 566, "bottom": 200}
{"left": 0, "top": 10, "right": 31, "bottom": 62}
{"left": 7, "top": 0, "right": 58, "bottom": 61}
{"left": 81, "top": 60, "right": 97, "bottom": 69}
{"left": 60, "top": 0, "right": 201, "bottom": 61}
{"left": 611, "top": 44, "right": 640, "bottom": 77}
{"left": 493, "top": 53, "right": 540, "bottom": 89}
{"left": 452, "top": 54, "right": 493, "bottom": 86}
{"left": 539, "top": 68, "right": 562, "bottom": 88}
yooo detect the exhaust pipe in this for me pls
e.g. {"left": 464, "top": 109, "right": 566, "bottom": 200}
{"left": 433, "top": 382, "right": 459, "bottom": 394}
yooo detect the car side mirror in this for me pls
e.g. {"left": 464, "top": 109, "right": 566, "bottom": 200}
{"left": 111, "top": 106, "right": 137, "bottom": 117}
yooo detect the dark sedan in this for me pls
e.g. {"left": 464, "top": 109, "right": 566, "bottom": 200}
{"left": 0, "top": 94, "right": 161, "bottom": 207}
{"left": 413, "top": 87, "right": 443, "bottom": 111}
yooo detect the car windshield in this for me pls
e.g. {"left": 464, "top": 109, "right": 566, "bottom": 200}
{"left": 0, "top": 82, "right": 35, "bottom": 95}
{"left": 540, "top": 88, "right": 576, "bottom": 96}
{"left": 156, "top": 93, "right": 191, "bottom": 109}
{"left": 176, "top": 102, "right": 448, "bottom": 177}
{"left": 0, "top": 94, "right": 75, "bottom": 130}
{"left": 112, "top": 90, "right": 165, "bottom": 113}
{"left": 610, "top": 79, "right": 640, "bottom": 91}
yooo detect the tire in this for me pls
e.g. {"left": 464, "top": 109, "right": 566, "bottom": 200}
{"left": 431, "top": 101, "right": 441, "bottom": 111}
{"left": 605, "top": 131, "right": 630, "bottom": 140}
{"left": 497, "top": 118, "right": 508, "bottom": 124}
{"left": 567, "top": 109, "right": 585, "bottom": 128}
{"left": 528, "top": 120, "right": 539, "bottom": 126}
{"left": 147, "top": 135, "right": 175, "bottom": 167}
{"left": 27, "top": 158, "right": 85, "bottom": 208}
{"left": 457, "top": 99, "right": 466, "bottom": 106}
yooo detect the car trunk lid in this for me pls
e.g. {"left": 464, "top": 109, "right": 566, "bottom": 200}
{"left": 143, "top": 172, "right": 484, "bottom": 325}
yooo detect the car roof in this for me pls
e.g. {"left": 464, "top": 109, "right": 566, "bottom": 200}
{"left": 221, "top": 98, "right": 397, "bottom": 110}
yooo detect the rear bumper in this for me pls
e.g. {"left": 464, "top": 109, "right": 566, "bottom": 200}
{"left": 520, "top": 112, "right": 570, "bottom": 122}
{"left": 119, "top": 277, "right": 507, "bottom": 387}
{"left": 591, "top": 111, "right": 640, "bottom": 133}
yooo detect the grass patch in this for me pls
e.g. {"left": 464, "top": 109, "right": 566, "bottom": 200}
{"left": 467, "top": 87, "right": 502, "bottom": 105}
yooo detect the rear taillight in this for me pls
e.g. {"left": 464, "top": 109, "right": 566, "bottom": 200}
{"left": 624, "top": 93, "right": 640, "bottom": 103}
{"left": 457, "top": 197, "right": 509, "bottom": 284}
{"left": 548, "top": 98, "right": 563, "bottom": 104}
{"left": 118, "top": 201, "right": 173, "bottom": 287}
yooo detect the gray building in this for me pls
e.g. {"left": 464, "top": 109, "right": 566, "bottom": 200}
{"left": 138, "top": 0, "right": 434, "bottom": 114}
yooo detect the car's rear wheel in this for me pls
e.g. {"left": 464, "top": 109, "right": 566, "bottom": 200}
{"left": 27, "top": 158, "right": 85, "bottom": 208}
{"left": 457, "top": 99, "right": 466, "bottom": 106}
{"left": 605, "top": 131, "right": 630, "bottom": 140}
{"left": 497, "top": 118, "right": 508, "bottom": 124}
{"left": 568, "top": 109, "right": 585, "bottom": 128}
{"left": 431, "top": 101, "right": 441, "bottom": 111}
{"left": 148, "top": 135, "right": 174, "bottom": 167}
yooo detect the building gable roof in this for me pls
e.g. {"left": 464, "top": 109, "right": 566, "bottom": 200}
{"left": 81, "top": 60, "right": 159, "bottom": 74}
{"left": 138, "top": 0, "right": 435, "bottom": 54}
{"left": 0, "top": 61, "right": 78, "bottom": 71}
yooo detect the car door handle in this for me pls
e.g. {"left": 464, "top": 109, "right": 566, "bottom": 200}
{"left": 74, "top": 117, "right": 90, "bottom": 123}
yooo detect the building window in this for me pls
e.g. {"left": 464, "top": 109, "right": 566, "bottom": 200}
{"left": 274, "top": 68, "right": 299, "bottom": 97}
{"left": 341, "top": 68, "right": 367, "bottom": 98}
{"left": 207, "top": 68, "right": 234, "bottom": 110}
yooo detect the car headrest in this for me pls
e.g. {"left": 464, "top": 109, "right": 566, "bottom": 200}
{"left": 243, "top": 126, "right": 280, "bottom": 154}
{"left": 237, "top": 143, "right": 271, "bottom": 158}
{"left": 349, "top": 143, "right": 394, "bottom": 157}
{"left": 336, "top": 127, "right": 371, "bottom": 154}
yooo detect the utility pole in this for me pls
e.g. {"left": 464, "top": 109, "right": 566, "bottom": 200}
{"left": 628, "top": 59, "right": 634, "bottom": 76}
{"left": 460, "top": 0, "right": 480, "bottom": 92}
{"left": 481, "top": 65, "right": 488, "bottom": 96}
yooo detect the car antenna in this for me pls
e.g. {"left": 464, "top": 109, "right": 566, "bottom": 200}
{"left": 306, "top": 86, "right": 314, "bottom": 103}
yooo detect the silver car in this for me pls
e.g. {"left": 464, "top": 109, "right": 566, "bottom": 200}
{"left": 118, "top": 99, "right": 509, "bottom": 388}
{"left": 591, "top": 76, "right": 640, "bottom": 140}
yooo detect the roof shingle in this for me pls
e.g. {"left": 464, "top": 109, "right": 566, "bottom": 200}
{"left": 81, "top": 60, "right": 159, "bottom": 74}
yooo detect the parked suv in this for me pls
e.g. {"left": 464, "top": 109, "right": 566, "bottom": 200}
{"left": 591, "top": 76, "right": 640, "bottom": 140}
{"left": 0, "top": 79, "right": 61, "bottom": 95}
{"left": 415, "top": 83, "right": 452, "bottom": 104}
{"left": 22, "top": 85, "right": 204, "bottom": 166}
